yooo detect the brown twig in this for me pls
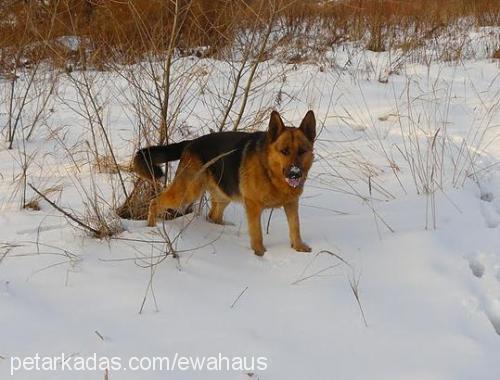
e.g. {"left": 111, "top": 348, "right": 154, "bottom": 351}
{"left": 28, "top": 183, "right": 101, "bottom": 236}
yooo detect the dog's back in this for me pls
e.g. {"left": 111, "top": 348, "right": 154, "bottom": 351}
{"left": 187, "top": 131, "right": 266, "bottom": 197}
{"left": 134, "top": 131, "right": 266, "bottom": 197}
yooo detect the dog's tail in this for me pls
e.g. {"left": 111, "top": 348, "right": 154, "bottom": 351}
{"left": 133, "top": 141, "right": 188, "bottom": 181}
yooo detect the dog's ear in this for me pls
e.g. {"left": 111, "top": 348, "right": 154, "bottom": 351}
{"left": 268, "top": 111, "right": 286, "bottom": 141}
{"left": 299, "top": 110, "right": 316, "bottom": 143}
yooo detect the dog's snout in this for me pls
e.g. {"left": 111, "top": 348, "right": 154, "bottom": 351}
{"left": 287, "top": 165, "right": 302, "bottom": 179}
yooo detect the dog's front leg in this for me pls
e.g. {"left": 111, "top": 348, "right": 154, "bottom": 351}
{"left": 244, "top": 198, "right": 266, "bottom": 256}
{"left": 284, "top": 200, "right": 311, "bottom": 253}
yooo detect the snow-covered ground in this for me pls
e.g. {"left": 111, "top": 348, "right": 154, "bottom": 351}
{"left": 0, "top": 38, "right": 499, "bottom": 379}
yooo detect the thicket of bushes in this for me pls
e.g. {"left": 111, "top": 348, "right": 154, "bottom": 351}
{"left": 0, "top": 0, "right": 498, "bottom": 71}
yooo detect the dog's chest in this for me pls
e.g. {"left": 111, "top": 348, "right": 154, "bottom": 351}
{"left": 262, "top": 187, "right": 302, "bottom": 208}
{"left": 240, "top": 154, "right": 303, "bottom": 207}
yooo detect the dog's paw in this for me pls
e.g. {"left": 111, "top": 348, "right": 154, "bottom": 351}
{"left": 253, "top": 245, "right": 267, "bottom": 256}
{"left": 207, "top": 216, "right": 224, "bottom": 225}
{"left": 292, "top": 241, "right": 311, "bottom": 253}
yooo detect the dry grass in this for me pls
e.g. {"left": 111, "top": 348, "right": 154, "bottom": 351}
{"left": 0, "top": 0, "right": 498, "bottom": 72}
{"left": 23, "top": 185, "right": 62, "bottom": 211}
{"left": 92, "top": 155, "right": 131, "bottom": 175}
{"left": 116, "top": 179, "right": 156, "bottom": 221}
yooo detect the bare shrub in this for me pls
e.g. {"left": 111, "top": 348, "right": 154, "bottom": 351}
{"left": 1, "top": 1, "right": 498, "bottom": 71}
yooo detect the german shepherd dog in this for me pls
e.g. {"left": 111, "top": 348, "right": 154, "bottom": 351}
{"left": 133, "top": 110, "right": 316, "bottom": 256}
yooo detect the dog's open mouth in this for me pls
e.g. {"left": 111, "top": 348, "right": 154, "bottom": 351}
{"left": 285, "top": 165, "right": 303, "bottom": 188}
{"left": 285, "top": 177, "right": 302, "bottom": 188}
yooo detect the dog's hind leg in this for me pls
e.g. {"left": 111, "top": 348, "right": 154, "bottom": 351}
{"left": 147, "top": 154, "right": 207, "bottom": 227}
{"left": 206, "top": 181, "right": 231, "bottom": 225}
{"left": 208, "top": 196, "right": 230, "bottom": 225}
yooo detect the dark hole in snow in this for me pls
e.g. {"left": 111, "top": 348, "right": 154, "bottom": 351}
{"left": 468, "top": 259, "right": 485, "bottom": 278}
{"left": 480, "top": 192, "right": 494, "bottom": 202}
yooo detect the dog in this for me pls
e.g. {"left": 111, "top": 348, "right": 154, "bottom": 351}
{"left": 133, "top": 110, "right": 316, "bottom": 256}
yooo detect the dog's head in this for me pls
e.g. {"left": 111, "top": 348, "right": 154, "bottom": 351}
{"left": 266, "top": 110, "right": 316, "bottom": 190}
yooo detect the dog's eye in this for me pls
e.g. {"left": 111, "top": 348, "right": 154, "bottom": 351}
{"left": 298, "top": 148, "right": 307, "bottom": 155}
{"left": 280, "top": 148, "right": 290, "bottom": 156}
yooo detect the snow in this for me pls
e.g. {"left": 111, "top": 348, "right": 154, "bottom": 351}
{"left": 0, "top": 38, "right": 500, "bottom": 379}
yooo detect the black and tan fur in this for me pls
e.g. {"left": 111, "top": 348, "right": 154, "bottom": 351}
{"left": 133, "top": 110, "right": 316, "bottom": 256}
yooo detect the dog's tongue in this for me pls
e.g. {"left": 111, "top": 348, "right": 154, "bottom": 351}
{"left": 286, "top": 177, "right": 301, "bottom": 188}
